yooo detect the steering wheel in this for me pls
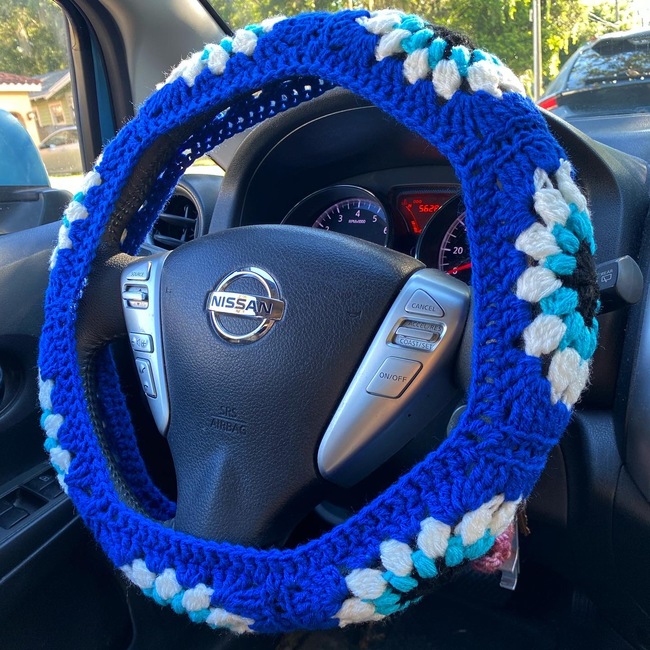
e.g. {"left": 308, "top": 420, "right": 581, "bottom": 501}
{"left": 38, "top": 10, "right": 599, "bottom": 634}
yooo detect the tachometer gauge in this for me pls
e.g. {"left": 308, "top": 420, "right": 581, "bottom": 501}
{"left": 313, "top": 197, "right": 388, "bottom": 246}
{"left": 283, "top": 185, "right": 390, "bottom": 246}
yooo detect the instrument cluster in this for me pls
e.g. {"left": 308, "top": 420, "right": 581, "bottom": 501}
{"left": 282, "top": 183, "right": 471, "bottom": 283}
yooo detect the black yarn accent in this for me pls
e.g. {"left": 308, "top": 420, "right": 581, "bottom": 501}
{"left": 561, "top": 241, "right": 599, "bottom": 326}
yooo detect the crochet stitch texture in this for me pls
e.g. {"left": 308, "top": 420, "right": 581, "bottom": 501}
{"left": 38, "top": 10, "right": 598, "bottom": 633}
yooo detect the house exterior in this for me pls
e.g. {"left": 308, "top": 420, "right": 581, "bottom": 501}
{"left": 0, "top": 71, "right": 42, "bottom": 145}
{"left": 29, "top": 69, "right": 74, "bottom": 139}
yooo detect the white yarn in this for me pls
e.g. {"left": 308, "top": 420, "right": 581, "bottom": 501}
{"left": 56, "top": 224, "right": 72, "bottom": 251}
{"left": 207, "top": 46, "right": 230, "bottom": 76}
{"left": 38, "top": 376, "right": 53, "bottom": 411}
{"left": 515, "top": 222, "right": 561, "bottom": 260}
{"left": 79, "top": 169, "right": 102, "bottom": 193}
{"left": 548, "top": 348, "right": 590, "bottom": 407}
{"left": 555, "top": 159, "right": 588, "bottom": 212}
{"left": 534, "top": 186, "right": 571, "bottom": 227}
{"left": 379, "top": 539, "right": 414, "bottom": 577}
{"left": 357, "top": 10, "right": 404, "bottom": 35}
{"left": 335, "top": 598, "right": 384, "bottom": 627}
{"left": 489, "top": 499, "right": 521, "bottom": 537}
{"left": 180, "top": 51, "right": 207, "bottom": 86}
{"left": 43, "top": 413, "right": 64, "bottom": 439}
{"left": 345, "top": 568, "right": 387, "bottom": 600}
{"left": 49, "top": 445, "right": 71, "bottom": 472}
{"left": 416, "top": 518, "right": 451, "bottom": 559}
{"left": 65, "top": 201, "right": 88, "bottom": 223}
{"left": 467, "top": 59, "right": 502, "bottom": 98}
{"left": 496, "top": 66, "right": 526, "bottom": 95}
{"left": 181, "top": 583, "right": 214, "bottom": 611}
{"left": 432, "top": 59, "right": 462, "bottom": 100}
{"left": 454, "top": 494, "right": 504, "bottom": 546}
{"left": 56, "top": 472, "right": 68, "bottom": 493}
{"left": 533, "top": 167, "right": 553, "bottom": 192}
{"left": 232, "top": 29, "right": 258, "bottom": 56}
{"left": 206, "top": 608, "right": 255, "bottom": 634}
{"left": 154, "top": 568, "right": 182, "bottom": 600}
{"left": 523, "top": 314, "right": 567, "bottom": 357}
{"left": 129, "top": 559, "right": 156, "bottom": 590}
{"left": 260, "top": 16, "right": 286, "bottom": 32}
{"left": 515, "top": 266, "right": 562, "bottom": 303}
{"left": 375, "top": 28, "right": 412, "bottom": 60}
{"left": 165, "top": 53, "right": 196, "bottom": 85}
{"left": 403, "top": 48, "right": 430, "bottom": 84}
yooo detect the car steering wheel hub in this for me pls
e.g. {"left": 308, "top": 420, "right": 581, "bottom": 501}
{"left": 207, "top": 267, "right": 286, "bottom": 343}
{"left": 38, "top": 9, "right": 599, "bottom": 634}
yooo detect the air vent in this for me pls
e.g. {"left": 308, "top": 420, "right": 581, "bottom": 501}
{"left": 151, "top": 192, "right": 199, "bottom": 250}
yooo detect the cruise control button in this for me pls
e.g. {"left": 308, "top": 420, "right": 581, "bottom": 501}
{"left": 366, "top": 357, "right": 422, "bottom": 399}
{"left": 135, "top": 358, "right": 157, "bottom": 398}
{"left": 395, "top": 325, "right": 434, "bottom": 341}
{"left": 402, "top": 319, "right": 445, "bottom": 335}
{"left": 404, "top": 289, "right": 444, "bottom": 317}
{"left": 393, "top": 335, "right": 438, "bottom": 352}
{"left": 129, "top": 332, "right": 153, "bottom": 353}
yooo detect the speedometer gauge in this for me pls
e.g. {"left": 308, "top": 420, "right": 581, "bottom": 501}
{"left": 415, "top": 194, "right": 472, "bottom": 284}
{"left": 314, "top": 197, "right": 388, "bottom": 246}
{"left": 438, "top": 213, "right": 471, "bottom": 283}
{"left": 283, "top": 185, "right": 390, "bottom": 247}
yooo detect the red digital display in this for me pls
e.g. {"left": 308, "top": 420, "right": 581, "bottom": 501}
{"left": 397, "top": 190, "right": 457, "bottom": 233}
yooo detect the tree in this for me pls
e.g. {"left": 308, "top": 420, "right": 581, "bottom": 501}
{"left": 0, "top": 0, "right": 67, "bottom": 77}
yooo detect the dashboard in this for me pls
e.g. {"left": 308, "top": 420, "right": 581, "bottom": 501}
{"left": 282, "top": 182, "right": 470, "bottom": 282}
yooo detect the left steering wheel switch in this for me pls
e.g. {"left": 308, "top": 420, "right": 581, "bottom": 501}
{"left": 121, "top": 253, "right": 171, "bottom": 435}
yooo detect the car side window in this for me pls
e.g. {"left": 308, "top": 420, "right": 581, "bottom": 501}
{"left": 0, "top": 1, "right": 82, "bottom": 193}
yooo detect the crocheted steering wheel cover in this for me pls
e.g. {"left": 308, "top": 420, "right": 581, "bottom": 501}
{"left": 38, "top": 10, "right": 598, "bottom": 634}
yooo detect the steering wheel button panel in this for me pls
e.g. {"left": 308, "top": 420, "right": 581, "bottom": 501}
{"left": 366, "top": 357, "right": 422, "bottom": 398}
{"left": 318, "top": 268, "right": 470, "bottom": 487}
{"left": 135, "top": 358, "right": 157, "bottom": 398}
{"left": 121, "top": 252, "right": 171, "bottom": 434}
{"left": 129, "top": 332, "right": 154, "bottom": 353}
{"left": 404, "top": 288, "right": 444, "bottom": 317}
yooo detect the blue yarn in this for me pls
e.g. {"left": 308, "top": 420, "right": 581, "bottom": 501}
{"left": 40, "top": 409, "right": 52, "bottom": 428}
{"left": 171, "top": 593, "right": 186, "bottom": 615}
{"left": 451, "top": 45, "right": 471, "bottom": 76}
{"left": 36, "top": 10, "right": 599, "bottom": 633}
{"left": 401, "top": 29, "right": 433, "bottom": 54}
{"left": 445, "top": 537, "right": 465, "bottom": 567}
{"left": 72, "top": 192, "right": 84, "bottom": 202}
{"left": 371, "top": 590, "right": 402, "bottom": 616}
{"left": 463, "top": 532, "right": 495, "bottom": 560}
{"left": 560, "top": 312, "right": 598, "bottom": 360}
{"left": 412, "top": 549, "right": 438, "bottom": 578}
{"left": 540, "top": 287, "right": 579, "bottom": 317}
{"left": 400, "top": 14, "right": 426, "bottom": 32}
{"left": 545, "top": 253, "right": 577, "bottom": 276}
{"left": 383, "top": 571, "right": 419, "bottom": 593}
{"left": 567, "top": 204, "right": 596, "bottom": 252}
{"left": 188, "top": 609, "right": 211, "bottom": 624}
{"left": 43, "top": 437, "right": 57, "bottom": 451}
{"left": 428, "top": 37, "right": 447, "bottom": 66}
{"left": 552, "top": 223, "right": 580, "bottom": 254}
{"left": 220, "top": 37, "right": 233, "bottom": 53}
